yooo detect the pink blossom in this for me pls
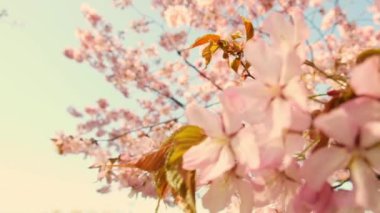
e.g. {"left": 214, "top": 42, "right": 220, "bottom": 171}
{"left": 350, "top": 56, "right": 380, "bottom": 98}
{"left": 164, "top": 5, "right": 191, "bottom": 28}
{"left": 262, "top": 10, "right": 309, "bottom": 53}
{"left": 227, "top": 39, "right": 308, "bottom": 136}
{"left": 80, "top": 4, "right": 102, "bottom": 26}
{"left": 302, "top": 97, "right": 380, "bottom": 210}
{"left": 202, "top": 174, "right": 258, "bottom": 213}
{"left": 182, "top": 103, "right": 260, "bottom": 184}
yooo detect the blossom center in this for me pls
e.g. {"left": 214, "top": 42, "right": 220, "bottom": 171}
{"left": 213, "top": 136, "right": 229, "bottom": 145}
{"left": 269, "top": 84, "right": 283, "bottom": 97}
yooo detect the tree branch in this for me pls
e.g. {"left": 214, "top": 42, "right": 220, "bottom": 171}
{"left": 177, "top": 50, "right": 223, "bottom": 90}
{"left": 96, "top": 117, "right": 181, "bottom": 142}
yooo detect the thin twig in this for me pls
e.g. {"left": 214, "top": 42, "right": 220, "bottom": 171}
{"left": 303, "top": 60, "right": 346, "bottom": 86}
{"left": 177, "top": 50, "right": 223, "bottom": 90}
{"left": 97, "top": 117, "right": 181, "bottom": 142}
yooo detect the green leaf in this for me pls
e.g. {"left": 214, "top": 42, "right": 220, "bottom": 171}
{"left": 166, "top": 164, "right": 196, "bottom": 213}
{"left": 242, "top": 16, "right": 254, "bottom": 41}
{"left": 154, "top": 168, "right": 168, "bottom": 213}
{"left": 164, "top": 125, "right": 205, "bottom": 213}
{"left": 166, "top": 125, "right": 206, "bottom": 166}
{"left": 356, "top": 48, "right": 380, "bottom": 64}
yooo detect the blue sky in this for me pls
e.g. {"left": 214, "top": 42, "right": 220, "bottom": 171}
{"left": 0, "top": 0, "right": 374, "bottom": 212}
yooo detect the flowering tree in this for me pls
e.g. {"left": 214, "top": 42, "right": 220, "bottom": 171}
{"left": 53, "top": 0, "right": 380, "bottom": 212}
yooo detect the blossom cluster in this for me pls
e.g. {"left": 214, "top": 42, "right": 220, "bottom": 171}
{"left": 55, "top": 0, "right": 380, "bottom": 212}
{"left": 181, "top": 10, "right": 380, "bottom": 212}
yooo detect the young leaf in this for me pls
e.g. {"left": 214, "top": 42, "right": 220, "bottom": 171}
{"left": 166, "top": 125, "right": 206, "bottom": 166}
{"left": 166, "top": 164, "right": 197, "bottom": 213}
{"left": 155, "top": 168, "right": 169, "bottom": 198}
{"left": 154, "top": 168, "right": 168, "bottom": 213}
{"left": 190, "top": 34, "right": 220, "bottom": 48}
{"left": 231, "top": 58, "right": 241, "bottom": 73}
{"left": 128, "top": 143, "right": 171, "bottom": 172}
{"left": 164, "top": 125, "right": 205, "bottom": 213}
{"left": 202, "top": 42, "right": 219, "bottom": 67}
{"left": 231, "top": 31, "right": 242, "bottom": 40}
{"left": 242, "top": 16, "right": 254, "bottom": 41}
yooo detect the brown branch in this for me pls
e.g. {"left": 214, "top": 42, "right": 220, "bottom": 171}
{"left": 303, "top": 60, "right": 346, "bottom": 86}
{"left": 96, "top": 117, "right": 181, "bottom": 142}
{"left": 177, "top": 50, "right": 223, "bottom": 90}
{"left": 148, "top": 86, "right": 185, "bottom": 108}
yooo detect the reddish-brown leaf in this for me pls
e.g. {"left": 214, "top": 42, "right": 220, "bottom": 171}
{"left": 231, "top": 58, "right": 241, "bottom": 73}
{"left": 129, "top": 143, "right": 171, "bottom": 172}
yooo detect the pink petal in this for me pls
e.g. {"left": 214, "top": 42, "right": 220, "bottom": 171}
{"left": 197, "top": 145, "right": 235, "bottom": 184}
{"left": 292, "top": 183, "right": 334, "bottom": 213}
{"left": 219, "top": 87, "right": 249, "bottom": 134}
{"left": 332, "top": 190, "right": 358, "bottom": 210}
{"left": 234, "top": 177, "right": 255, "bottom": 213}
{"left": 350, "top": 57, "right": 380, "bottom": 98}
{"left": 185, "top": 103, "right": 223, "bottom": 138}
{"left": 258, "top": 137, "right": 285, "bottom": 169}
{"left": 342, "top": 97, "right": 380, "bottom": 126}
{"left": 182, "top": 137, "right": 222, "bottom": 171}
{"left": 301, "top": 146, "right": 351, "bottom": 190}
{"left": 351, "top": 158, "right": 380, "bottom": 210}
{"left": 284, "top": 133, "right": 305, "bottom": 157}
{"left": 365, "top": 146, "right": 380, "bottom": 174}
{"left": 283, "top": 77, "right": 309, "bottom": 110}
{"left": 360, "top": 122, "right": 380, "bottom": 148}
{"left": 224, "top": 81, "right": 272, "bottom": 125}
{"left": 314, "top": 107, "right": 357, "bottom": 147}
{"left": 202, "top": 176, "right": 234, "bottom": 212}
{"left": 290, "top": 8, "right": 309, "bottom": 45}
{"left": 270, "top": 98, "right": 292, "bottom": 137}
{"left": 279, "top": 51, "right": 302, "bottom": 85}
{"left": 231, "top": 126, "right": 260, "bottom": 170}
{"left": 262, "top": 12, "right": 294, "bottom": 50}
{"left": 289, "top": 104, "right": 311, "bottom": 132}
{"left": 244, "top": 39, "right": 282, "bottom": 85}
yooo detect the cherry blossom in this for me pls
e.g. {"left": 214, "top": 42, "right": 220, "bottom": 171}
{"left": 302, "top": 97, "right": 380, "bottom": 211}
{"left": 53, "top": 0, "right": 380, "bottom": 212}
{"left": 182, "top": 102, "right": 260, "bottom": 184}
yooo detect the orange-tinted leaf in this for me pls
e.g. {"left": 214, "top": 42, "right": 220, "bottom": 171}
{"left": 231, "top": 31, "right": 242, "bottom": 40}
{"left": 155, "top": 168, "right": 169, "bottom": 198}
{"left": 356, "top": 48, "right": 380, "bottom": 64}
{"left": 202, "top": 42, "right": 219, "bottom": 67}
{"left": 242, "top": 16, "right": 254, "bottom": 41}
{"left": 190, "top": 34, "right": 220, "bottom": 48}
{"left": 231, "top": 58, "right": 241, "bottom": 72}
{"left": 218, "top": 39, "right": 229, "bottom": 50}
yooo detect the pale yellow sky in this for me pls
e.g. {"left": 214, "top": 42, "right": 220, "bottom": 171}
{"left": 0, "top": 0, "right": 371, "bottom": 212}
{"left": 0, "top": 0, "right": 182, "bottom": 212}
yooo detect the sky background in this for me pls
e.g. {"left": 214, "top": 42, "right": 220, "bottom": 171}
{"left": 0, "top": 0, "right": 373, "bottom": 212}
{"left": 0, "top": 0, "right": 179, "bottom": 212}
